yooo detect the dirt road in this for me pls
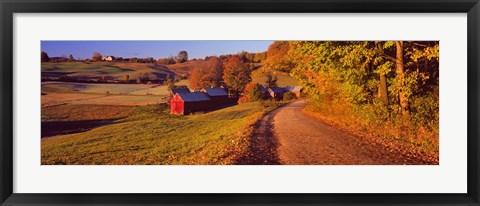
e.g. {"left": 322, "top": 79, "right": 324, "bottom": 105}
{"left": 243, "top": 100, "right": 427, "bottom": 165}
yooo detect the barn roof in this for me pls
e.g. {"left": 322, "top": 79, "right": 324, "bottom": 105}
{"left": 177, "top": 92, "right": 210, "bottom": 102}
{"left": 171, "top": 88, "right": 190, "bottom": 95}
{"left": 269, "top": 87, "right": 285, "bottom": 93}
{"left": 258, "top": 84, "right": 268, "bottom": 92}
{"left": 284, "top": 86, "right": 303, "bottom": 92}
{"left": 202, "top": 88, "right": 228, "bottom": 97}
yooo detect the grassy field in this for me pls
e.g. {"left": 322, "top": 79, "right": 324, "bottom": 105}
{"left": 42, "top": 82, "right": 155, "bottom": 94}
{"left": 165, "top": 60, "right": 205, "bottom": 76}
{"left": 42, "top": 62, "right": 175, "bottom": 80}
{"left": 41, "top": 62, "right": 193, "bottom": 107}
{"left": 41, "top": 101, "right": 283, "bottom": 165}
{"left": 251, "top": 73, "right": 299, "bottom": 87}
{"left": 41, "top": 80, "right": 192, "bottom": 107}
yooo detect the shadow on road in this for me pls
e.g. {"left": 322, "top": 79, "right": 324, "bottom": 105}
{"left": 235, "top": 109, "right": 282, "bottom": 165}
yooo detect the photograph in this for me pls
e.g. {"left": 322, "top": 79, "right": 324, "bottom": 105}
{"left": 40, "top": 40, "right": 439, "bottom": 165}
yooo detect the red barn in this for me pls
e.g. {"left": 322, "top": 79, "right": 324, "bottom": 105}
{"left": 284, "top": 86, "right": 303, "bottom": 98}
{"left": 170, "top": 92, "right": 211, "bottom": 115}
{"left": 268, "top": 87, "right": 285, "bottom": 100}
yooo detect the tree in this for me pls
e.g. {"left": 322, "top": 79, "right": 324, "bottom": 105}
{"left": 41, "top": 51, "right": 50, "bottom": 62}
{"left": 254, "top": 52, "right": 267, "bottom": 63}
{"left": 223, "top": 55, "right": 251, "bottom": 95}
{"left": 264, "top": 74, "right": 278, "bottom": 87}
{"left": 177, "top": 51, "right": 188, "bottom": 63}
{"left": 238, "top": 83, "right": 263, "bottom": 103}
{"left": 395, "top": 41, "right": 410, "bottom": 117}
{"left": 68, "top": 54, "right": 74, "bottom": 62}
{"left": 92, "top": 52, "right": 102, "bottom": 62}
{"left": 166, "top": 74, "right": 175, "bottom": 90}
{"left": 245, "top": 52, "right": 256, "bottom": 63}
{"left": 264, "top": 41, "right": 294, "bottom": 72}
{"left": 283, "top": 92, "right": 297, "bottom": 101}
{"left": 157, "top": 57, "right": 176, "bottom": 65}
{"left": 189, "top": 56, "right": 224, "bottom": 90}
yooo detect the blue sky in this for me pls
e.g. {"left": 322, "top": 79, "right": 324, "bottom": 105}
{"left": 41, "top": 40, "right": 273, "bottom": 60}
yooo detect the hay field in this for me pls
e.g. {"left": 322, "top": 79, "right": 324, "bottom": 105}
{"left": 42, "top": 62, "right": 176, "bottom": 80}
{"left": 251, "top": 73, "right": 299, "bottom": 87}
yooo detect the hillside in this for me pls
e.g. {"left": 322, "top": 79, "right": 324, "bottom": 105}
{"left": 41, "top": 101, "right": 284, "bottom": 165}
{"left": 164, "top": 60, "right": 207, "bottom": 76}
{"left": 42, "top": 62, "right": 176, "bottom": 80}
{"left": 167, "top": 61, "right": 299, "bottom": 87}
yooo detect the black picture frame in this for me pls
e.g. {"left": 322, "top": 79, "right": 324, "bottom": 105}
{"left": 1, "top": 0, "right": 479, "bottom": 205}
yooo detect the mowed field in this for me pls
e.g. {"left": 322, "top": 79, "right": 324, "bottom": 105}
{"left": 42, "top": 83, "right": 166, "bottom": 107}
{"left": 252, "top": 68, "right": 299, "bottom": 87}
{"left": 42, "top": 101, "right": 284, "bottom": 165}
{"left": 42, "top": 62, "right": 176, "bottom": 80}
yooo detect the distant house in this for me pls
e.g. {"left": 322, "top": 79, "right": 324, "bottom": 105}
{"left": 268, "top": 87, "right": 285, "bottom": 100}
{"left": 284, "top": 86, "right": 303, "bottom": 98}
{"left": 201, "top": 88, "right": 229, "bottom": 105}
{"left": 170, "top": 92, "right": 211, "bottom": 115}
{"left": 102, "top": 56, "right": 115, "bottom": 61}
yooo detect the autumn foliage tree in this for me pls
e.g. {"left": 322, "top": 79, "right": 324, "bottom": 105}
{"left": 41, "top": 51, "right": 50, "bottom": 62}
{"left": 189, "top": 56, "right": 224, "bottom": 90}
{"left": 92, "top": 52, "right": 102, "bottom": 62}
{"left": 287, "top": 41, "right": 439, "bottom": 153}
{"left": 223, "top": 55, "right": 252, "bottom": 95}
{"left": 264, "top": 41, "right": 294, "bottom": 72}
{"left": 177, "top": 51, "right": 188, "bottom": 63}
{"left": 238, "top": 83, "right": 263, "bottom": 103}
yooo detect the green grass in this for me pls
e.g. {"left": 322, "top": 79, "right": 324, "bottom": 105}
{"left": 41, "top": 101, "right": 282, "bottom": 165}
{"left": 42, "top": 62, "right": 132, "bottom": 74}
{"left": 42, "top": 81, "right": 189, "bottom": 96}
{"left": 42, "top": 82, "right": 154, "bottom": 94}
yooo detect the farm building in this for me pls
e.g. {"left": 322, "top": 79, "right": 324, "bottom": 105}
{"left": 170, "top": 92, "right": 211, "bottom": 115}
{"left": 169, "top": 88, "right": 190, "bottom": 95}
{"left": 258, "top": 84, "right": 269, "bottom": 98}
{"left": 201, "top": 88, "right": 229, "bottom": 105}
{"left": 284, "top": 86, "right": 303, "bottom": 98}
{"left": 102, "top": 56, "right": 115, "bottom": 61}
{"left": 258, "top": 84, "right": 268, "bottom": 93}
{"left": 268, "top": 87, "right": 285, "bottom": 100}
{"left": 167, "top": 88, "right": 191, "bottom": 103}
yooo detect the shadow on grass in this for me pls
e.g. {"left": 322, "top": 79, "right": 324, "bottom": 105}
{"left": 41, "top": 119, "right": 117, "bottom": 138}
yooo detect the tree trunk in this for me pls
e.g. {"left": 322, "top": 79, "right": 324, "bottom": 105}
{"left": 395, "top": 41, "right": 410, "bottom": 117}
{"left": 376, "top": 42, "right": 389, "bottom": 105}
{"left": 379, "top": 73, "right": 388, "bottom": 105}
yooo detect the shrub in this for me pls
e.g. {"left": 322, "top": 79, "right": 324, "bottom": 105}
{"left": 283, "top": 92, "right": 296, "bottom": 101}
{"left": 238, "top": 83, "right": 263, "bottom": 103}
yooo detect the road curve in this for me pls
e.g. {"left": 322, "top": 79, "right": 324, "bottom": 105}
{"left": 242, "top": 100, "right": 427, "bottom": 165}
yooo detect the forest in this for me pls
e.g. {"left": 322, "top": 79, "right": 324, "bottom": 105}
{"left": 263, "top": 41, "right": 439, "bottom": 154}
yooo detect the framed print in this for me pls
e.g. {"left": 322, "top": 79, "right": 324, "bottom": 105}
{"left": 1, "top": 0, "right": 479, "bottom": 205}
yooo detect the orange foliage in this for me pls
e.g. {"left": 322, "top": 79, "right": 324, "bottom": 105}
{"left": 223, "top": 55, "right": 251, "bottom": 93}
{"left": 189, "top": 56, "right": 224, "bottom": 90}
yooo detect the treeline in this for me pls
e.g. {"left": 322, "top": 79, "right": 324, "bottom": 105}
{"left": 42, "top": 50, "right": 267, "bottom": 65}
{"left": 266, "top": 41, "right": 439, "bottom": 153}
{"left": 188, "top": 55, "right": 252, "bottom": 96}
